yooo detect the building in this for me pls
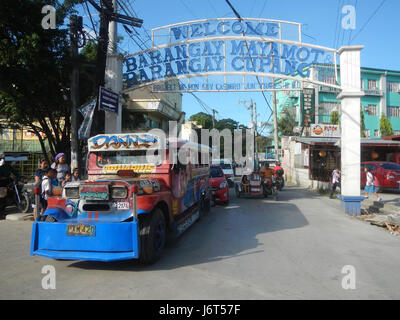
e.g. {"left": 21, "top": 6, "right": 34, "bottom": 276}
{"left": 123, "top": 83, "right": 185, "bottom": 133}
{"left": 276, "top": 66, "right": 400, "bottom": 138}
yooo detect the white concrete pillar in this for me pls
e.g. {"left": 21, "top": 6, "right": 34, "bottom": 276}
{"left": 337, "top": 46, "right": 365, "bottom": 215}
{"left": 104, "top": 53, "right": 123, "bottom": 133}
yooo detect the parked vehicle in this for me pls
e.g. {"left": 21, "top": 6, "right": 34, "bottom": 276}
{"left": 210, "top": 164, "right": 229, "bottom": 205}
{"left": 31, "top": 133, "right": 212, "bottom": 264}
{"left": 235, "top": 172, "right": 278, "bottom": 200}
{"left": 0, "top": 178, "right": 31, "bottom": 216}
{"left": 361, "top": 161, "right": 400, "bottom": 192}
{"left": 212, "top": 159, "right": 234, "bottom": 187}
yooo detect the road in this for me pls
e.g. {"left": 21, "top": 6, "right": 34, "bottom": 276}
{"left": 0, "top": 186, "right": 400, "bottom": 299}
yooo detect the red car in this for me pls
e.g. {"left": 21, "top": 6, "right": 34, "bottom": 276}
{"left": 210, "top": 164, "right": 230, "bottom": 205}
{"left": 361, "top": 161, "right": 400, "bottom": 192}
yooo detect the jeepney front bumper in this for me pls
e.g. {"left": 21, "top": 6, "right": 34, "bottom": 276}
{"left": 30, "top": 219, "right": 140, "bottom": 262}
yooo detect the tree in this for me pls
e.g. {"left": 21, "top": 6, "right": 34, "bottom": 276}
{"left": 0, "top": 0, "right": 95, "bottom": 162}
{"left": 361, "top": 107, "right": 366, "bottom": 138}
{"left": 380, "top": 113, "right": 393, "bottom": 137}
{"left": 331, "top": 111, "right": 340, "bottom": 125}
{"left": 276, "top": 106, "right": 297, "bottom": 136}
{"left": 189, "top": 112, "right": 213, "bottom": 129}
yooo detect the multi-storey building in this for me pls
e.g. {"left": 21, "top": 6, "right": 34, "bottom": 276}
{"left": 276, "top": 66, "right": 400, "bottom": 138}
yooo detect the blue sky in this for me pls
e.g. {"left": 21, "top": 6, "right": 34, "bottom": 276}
{"left": 79, "top": 0, "right": 399, "bottom": 134}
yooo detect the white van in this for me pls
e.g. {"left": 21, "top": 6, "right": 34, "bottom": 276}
{"left": 211, "top": 159, "right": 234, "bottom": 187}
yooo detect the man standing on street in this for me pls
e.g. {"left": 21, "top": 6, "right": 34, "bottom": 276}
{"left": 330, "top": 168, "right": 341, "bottom": 199}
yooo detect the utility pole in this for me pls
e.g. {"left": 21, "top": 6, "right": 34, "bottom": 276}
{"left": 272, "top": 90, "right": 279, "bottom": 161}
{"left": 87, "top": 0, "right": 143, "bottom": 136}
{"left": 212, "top": 109, "right": 218, "bottom": 128}
{"left": 254, "top": 102, "right": 259, "bottom": 169}
{"left": 271, "top": 43, "right": 279, "bottom": 162}
{"left": 70, "top": 15, "right": 83, "bottom": 171}
{"left": 239, "top": 98, "right": 256, "bottom": 170}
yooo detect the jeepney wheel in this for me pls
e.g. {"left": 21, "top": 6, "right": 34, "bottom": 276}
{"left": 139, "top": 208, "right": 166, "bottom": 265}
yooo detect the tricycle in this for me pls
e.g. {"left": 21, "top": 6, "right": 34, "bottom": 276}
{"left": 235, "top": 172, "right": 278, "bottom": 201}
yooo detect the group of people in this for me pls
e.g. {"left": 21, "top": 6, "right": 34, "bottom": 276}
{"left": 240, "top": 162, "right": 285, "bottom": 193}
{"left": 330, "top": 166, "right": 381, "bottom": 201}
{"left": 34, "top": 153, "right": 81, "bottom": 216}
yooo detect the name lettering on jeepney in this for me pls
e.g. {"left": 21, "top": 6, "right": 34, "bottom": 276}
{"left": 89, "top": 134, "right": 158, "bottom": 151}
{"left": 101, "top": 164, "right": 156, "bottom": 174}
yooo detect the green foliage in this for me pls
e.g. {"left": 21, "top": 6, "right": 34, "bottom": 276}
{"left": 276, "top": 106, "right": 296, "bottom": 136}
{"left": 380, "top": 113, "right": 393, "bottom": 137}
{"left": 0, "top": 0, "right": 97, "bottom": 160}
{"left": 331, "top": 111, "right": 340, "bottom": 125}
{"left": 189, "top": 112, "right": 213, "bottom": 129}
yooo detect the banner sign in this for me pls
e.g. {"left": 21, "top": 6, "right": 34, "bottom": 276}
{"left": 301, "top": 87, "right": 315, "bottom": 126}
{"left": 122, "top": 18, "right": 338, "bottom": 92}
{"left": 310, "top": 124, "right": 340, "bottom": 137}
{"left": 99, "top": 86, "right": 119, "bottom": 113}
{"left": 78, "top": 98, "right": 96, "bottom": 140}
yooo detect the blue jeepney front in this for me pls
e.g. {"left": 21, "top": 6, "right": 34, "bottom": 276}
{"left": 30, "top": 182, "right": 141, "bottom": 262}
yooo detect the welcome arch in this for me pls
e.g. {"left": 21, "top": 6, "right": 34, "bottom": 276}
{"left": 121, "top": 18, "right": 364, "bottom": 215}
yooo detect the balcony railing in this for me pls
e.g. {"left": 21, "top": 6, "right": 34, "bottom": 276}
{"left": 363, "top": 89, "right": 383, "bottom": 96}
{"left": 319, "top": 86, "right": 340, "bottom": 93}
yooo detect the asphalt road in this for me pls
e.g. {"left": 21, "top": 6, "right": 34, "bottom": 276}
{"left": 0, "top": 186, "right": 400, "bottom": 299}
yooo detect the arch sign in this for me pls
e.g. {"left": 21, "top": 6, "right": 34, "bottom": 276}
{"left": 123, "top": 18, "right": 339, "bottom": 92}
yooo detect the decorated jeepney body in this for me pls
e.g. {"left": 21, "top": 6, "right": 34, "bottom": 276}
{"left": 30, "top": 133, "right": 211, "bottom": 264}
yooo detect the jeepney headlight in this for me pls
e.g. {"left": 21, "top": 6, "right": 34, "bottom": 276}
{"left": 220, "top": 181, "right": 228, "bottom": 189}
{"left": 65, "top": 187, "right": 80, "bottom": 199}
{"left": 111, "top": 186, "right": 128, "bottom": 199}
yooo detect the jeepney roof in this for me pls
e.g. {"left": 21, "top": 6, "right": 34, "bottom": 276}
{"left": 88, "top": 133, "right": 212, "bottom": 153}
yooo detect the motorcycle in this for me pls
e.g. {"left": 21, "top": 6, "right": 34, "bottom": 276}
{"left": 274, "top": 171, "right": 284, "bottom": 191}
{"left": 0, "top": 178, "right": 31, "bottom": 216}
{"left": 262, "top": 177, "right": 278, "bottom": 201}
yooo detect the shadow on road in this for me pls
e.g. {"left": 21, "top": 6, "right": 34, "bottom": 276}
{"left": 68, "top": 187, "right": 309, "bottom": 272}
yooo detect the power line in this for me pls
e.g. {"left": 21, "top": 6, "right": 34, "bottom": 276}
{"left": 349, "top": 0, "right": 387, "bottom": 44}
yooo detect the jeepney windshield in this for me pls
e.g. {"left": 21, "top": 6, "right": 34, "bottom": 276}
{"left": 95, "top": 150, "right": 161, "bottom": 167}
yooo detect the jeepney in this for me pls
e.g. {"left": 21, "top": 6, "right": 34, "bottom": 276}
{"left": 30, "top": 133, "right": 212, "bottom": 264}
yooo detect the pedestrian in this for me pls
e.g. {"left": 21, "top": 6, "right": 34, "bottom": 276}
{"left": 330, "top": 168, "right": 341, "bottom": 199}
{"left": 72, "top": 168, "right": 80, "bottom": 182}
{"left": 34, "top": 159, "right": 49, "bottom": 185}
{"left": 33, "top": 159, "right": 49, "bottom": 218}
{"left": 61, "top": 171, "right": 72, "bottom": 188}
{"left": 364, "top": 167, "right": 381, "bottom": 201}
{"left": 51, "top": 153, "right": 70, "bottom": 185}
{"left": 41, "top": 168, "right": 57, "bottom": 211}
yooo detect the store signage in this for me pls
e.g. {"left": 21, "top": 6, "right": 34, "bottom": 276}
{"left": 310, "top": 124, "right": 340, "bottom": 137}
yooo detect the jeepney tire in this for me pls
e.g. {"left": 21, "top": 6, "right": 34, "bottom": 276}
{"left": 139, "top": 209, "right": 166, "bottom": 265}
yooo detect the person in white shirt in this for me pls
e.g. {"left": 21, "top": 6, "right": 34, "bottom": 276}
{"left": 364, "top": 167, "right": 381, "bottom": 201}
{"left": 330, "top": 168, "right": 341, "bottom": 199}
{"left": 41, "top": 168, "right": 56, "bottom": 210}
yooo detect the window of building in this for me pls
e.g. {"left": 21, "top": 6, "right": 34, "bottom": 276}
{"left": 394, "top": 130, "right": 400, "bottom": 136}
{"left": 388, "top": 82, "right": 400, "bottom": 92}
{"left": 388, "top": 106, "right": 400, "bottom": 118}
{"left": 374, "top": 129, "right": 380, "bottom": 137}
{"left": 368, "top": 79, "right": 378, "bottom": 90}
{"left": 364, "top": 130, "right": 370, "bottom": 138}
{"left": 365, "top": 105, "right": 377, "bottom": 116}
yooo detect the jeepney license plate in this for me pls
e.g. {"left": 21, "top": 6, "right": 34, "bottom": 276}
{"left": 67, "top": 224, "right": 96, "bottom": 236}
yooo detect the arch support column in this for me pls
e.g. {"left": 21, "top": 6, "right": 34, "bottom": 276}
{"left": 337, "top": 46, "right": 365, "bottom": 216}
